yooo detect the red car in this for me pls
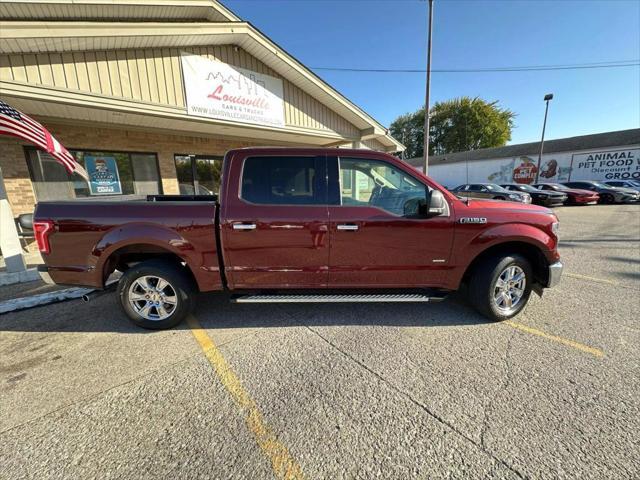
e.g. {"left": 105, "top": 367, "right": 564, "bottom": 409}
{"left": 35, "top": 147, "right": 563, "bottom": 329}
{"left": 533, "top": 183, "right": 599, "bottom": 205}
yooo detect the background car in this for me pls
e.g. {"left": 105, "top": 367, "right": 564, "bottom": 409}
{"left": 533, "top": 183, "right": 599, "bottom": 205}
{"left": 500, "top": 183, "right": 567, "bottom": 206}
{"left": 562, "top": 181, "right": 639, "bottom": 204}
{"left": 451, "top": 183, "right": 532, "bottom": 203}
{"left": 604, "top": 180, "right": 640, "bottom": 195}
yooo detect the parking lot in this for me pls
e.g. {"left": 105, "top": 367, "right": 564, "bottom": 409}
{"left": 1, "top": 203, "right": 639, "bottom": 479}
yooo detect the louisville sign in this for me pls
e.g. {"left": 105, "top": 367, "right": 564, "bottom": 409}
{"left": 181, "top": 53, "right": 285, "bottom": 128}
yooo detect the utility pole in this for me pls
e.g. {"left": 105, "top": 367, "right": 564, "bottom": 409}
{"left": 423, "top": 0, "right": 434, "bottom": 175}
{"left": 535, "top": 93, "right": 554, "bottom": 183}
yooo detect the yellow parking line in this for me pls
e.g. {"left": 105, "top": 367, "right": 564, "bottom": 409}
{"left": 187, "top": 315, "right": 305, "bottom": 480}
{"left": 564, "top": 272, "right": 619, "bottom": 286}
{"left": 504, "top": 321, "right": 604, "bottom": 358}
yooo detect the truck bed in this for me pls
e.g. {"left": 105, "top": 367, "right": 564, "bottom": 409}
{"left": 34, "top": 200, "right": 222, "bottom": 291}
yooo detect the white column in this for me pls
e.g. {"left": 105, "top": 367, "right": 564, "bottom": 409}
{"left": 0, "top": 166, "right": 27, "bottom": 272}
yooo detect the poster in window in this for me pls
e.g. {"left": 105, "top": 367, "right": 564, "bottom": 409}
{"left": 85, "top": 156, "right": 122, "bottom": 195}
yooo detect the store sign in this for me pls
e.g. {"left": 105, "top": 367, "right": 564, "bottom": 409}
{"left": 570, "top": 148, "right": 640, "bottom": 181}
{"left": 181, "top": 53, "right": 285, "bottom": 128}
{"left": 85, "top": 156, "right": 122, "bottom": 195}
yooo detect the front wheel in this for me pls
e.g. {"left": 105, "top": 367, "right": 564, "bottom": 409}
{"left": 467, "top": 254, "right": 533, "bottom": 321}
{"left": 117, "top": 259, "right": 195, "bottom": 329}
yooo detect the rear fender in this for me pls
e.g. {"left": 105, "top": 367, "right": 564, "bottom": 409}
{"left": 94, "top": 223, "right": 197, "bottom": 284}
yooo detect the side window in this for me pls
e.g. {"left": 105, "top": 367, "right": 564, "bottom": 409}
{"left": 468, "top": 185, "right": 481, "bottom": 192}
{"left": 241, "top": 156, "right": 321, "bottom": 205}
{"left": 338, "top": 157, "right": 427, "bottom": 216}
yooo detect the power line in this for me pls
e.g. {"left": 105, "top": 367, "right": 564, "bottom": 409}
{"left": 311, "top": 60, "right": 640, "bottom": 73}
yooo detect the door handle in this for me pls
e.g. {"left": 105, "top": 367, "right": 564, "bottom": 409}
{"left": 233, "top": 223, "right": 257, "bottom": 231}
{"left": 337, "top": 224, "right": 359, "bottom": 231}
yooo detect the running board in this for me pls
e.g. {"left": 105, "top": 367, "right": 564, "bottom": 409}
{"left": 232, "top": 293, "right": 447, "bottom": 304}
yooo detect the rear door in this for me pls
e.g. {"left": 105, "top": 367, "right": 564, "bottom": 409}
{"left": 221, "top": 153, "right": 330, "bottom": 289}
{"left": 326, "top": 155, "right": 454, "bottom": 288}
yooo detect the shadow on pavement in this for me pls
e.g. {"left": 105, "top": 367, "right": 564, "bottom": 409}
{"left": 0, "top": 290, "right": 492, "bottom": 333}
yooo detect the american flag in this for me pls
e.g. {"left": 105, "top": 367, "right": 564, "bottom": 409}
{"left": 0, "top": 100, "right": 89, "bottom": 180}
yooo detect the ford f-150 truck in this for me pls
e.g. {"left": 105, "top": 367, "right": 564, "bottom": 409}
{"left": 34, "top": 147, "right": 563, "bottom": 329}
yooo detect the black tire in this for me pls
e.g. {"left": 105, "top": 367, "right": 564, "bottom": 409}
{"left": 117, "top": 259, "right": 195, "bottom": 330}
{"left": 467, "top": 253, "right": 533, "bottom": 321}
{"left": 599, "top": 193, "right": 614, "bottom": 204}
{"left": 495, "top": 196, "right": 506, "bottom": 201}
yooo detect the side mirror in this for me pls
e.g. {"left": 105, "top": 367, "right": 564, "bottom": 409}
{"left": 426, "top": 189, "right": 447, "bottom": 217}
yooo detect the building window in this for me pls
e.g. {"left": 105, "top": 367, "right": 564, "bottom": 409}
{"left": 241, "top": 156, "right": 320, "bottom": 205}
{"left": 25, "top": 147, "right": 161, "bottom": 201}
{"left": 174, "top": 155, "right": 223, "bottom": 195}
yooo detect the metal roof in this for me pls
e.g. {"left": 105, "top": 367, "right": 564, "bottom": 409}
{"left": 406, "top": 128, "right": 640, "bottom": 168}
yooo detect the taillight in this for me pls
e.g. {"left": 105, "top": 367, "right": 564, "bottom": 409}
{"left": 33, "top": 220, "right": 54, "bottom": 254}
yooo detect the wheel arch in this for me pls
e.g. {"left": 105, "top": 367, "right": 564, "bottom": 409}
{"left": 461, "top": 241, "right": 550, "bottom": 290}
{"left": 101, "top": 242, "right": 199, "bottom": 291}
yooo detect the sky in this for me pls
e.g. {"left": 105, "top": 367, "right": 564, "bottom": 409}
{"left": 223, "top": 0, "right": 640, "bottom": 145}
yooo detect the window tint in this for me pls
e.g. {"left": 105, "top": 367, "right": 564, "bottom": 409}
{"left": 338, "top": 157, "right": 427, "bottom": 216}
{"left": 241, "top": 156, "right": 321, "bottom": 205}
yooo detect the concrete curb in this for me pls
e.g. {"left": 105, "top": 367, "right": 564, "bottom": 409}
{"left": 0, "top": 287, "right": 94, "bottom": 314}
{"left": 0, "top": 268, "right": 40, "bottom": 286}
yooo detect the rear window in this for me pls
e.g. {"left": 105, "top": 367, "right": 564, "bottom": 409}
{"left": 241, "top": 156, "right": 321, "bottom": 205}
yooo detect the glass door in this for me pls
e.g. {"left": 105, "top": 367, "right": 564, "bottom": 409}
{"left": 174, "top": 155, "right": 223, "bottom": 196}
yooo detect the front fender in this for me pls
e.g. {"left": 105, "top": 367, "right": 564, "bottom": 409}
{"left": 469, "top": 223, "right": 556, "bottom": 257}
{"left": 446, "top": 222, "right": 558, "bottom": 290}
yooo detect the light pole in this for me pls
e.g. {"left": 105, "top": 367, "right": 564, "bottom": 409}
{"left": 535, "top": 93, "right": 553, "bottom": 183}
{"left": 423, "top": 0, "right": 434, "bottom": 174}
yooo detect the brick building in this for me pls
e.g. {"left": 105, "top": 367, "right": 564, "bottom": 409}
{"left": 0, "top": 0, "right": 403, "bottom": 216}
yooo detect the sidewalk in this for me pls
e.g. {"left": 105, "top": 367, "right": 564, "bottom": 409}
{"left": 0, "top": 250, "right": 43, "bottom": 286}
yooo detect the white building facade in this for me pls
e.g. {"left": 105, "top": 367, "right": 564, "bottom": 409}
{"left": 408, "top": 129, "right": 640, "bottom": 188}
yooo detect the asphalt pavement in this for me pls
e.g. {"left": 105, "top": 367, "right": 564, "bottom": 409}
{"left": 1, "top": 203, "right": 639, "bottom": 479}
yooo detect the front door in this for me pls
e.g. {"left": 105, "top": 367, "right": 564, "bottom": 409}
{"left": 221, "top": 154, "right": 329, "bottom": 289}
{"left": 327, "top": 156, "right": 455, "bottom": 288}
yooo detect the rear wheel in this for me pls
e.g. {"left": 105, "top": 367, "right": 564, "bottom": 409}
{"left": 117, "top": 259, "right": 195, "bottom": 329}
{"left": 467, "top": 254, "right": 533, "bottom": 321}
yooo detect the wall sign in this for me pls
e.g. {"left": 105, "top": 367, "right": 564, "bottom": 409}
{"left": 181, "top": 53, "right": 285, "bottom": 128}
{"left": 570, "top": 148, "right": 640, "bottom": 181}
{"left": 85, "top": 155, "right": 122, "bottom": 195}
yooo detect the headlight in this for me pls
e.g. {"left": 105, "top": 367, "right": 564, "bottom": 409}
{"left": 551, "top": 221, "right": 560, "bottom": 239}
{"left": 508, "top": 194, "right": 519, "bottom": 200}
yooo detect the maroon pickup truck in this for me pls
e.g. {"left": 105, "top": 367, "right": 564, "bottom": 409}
{"left": 34, "top": 147, "right": 562, "bottom": 329}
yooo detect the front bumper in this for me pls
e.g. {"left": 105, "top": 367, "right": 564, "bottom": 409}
{"left": 546, "top": 261, "right": 563, "bottom": 288}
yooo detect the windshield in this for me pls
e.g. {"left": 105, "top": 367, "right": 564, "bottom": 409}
{"left": 591, "top": 182, "right": 610, "bottom": 188}
{"left": 515, "top": 184, "right": 537, "bottom": 192}
{"left": 629, "top": 180, "right": 640, "bottom": 187}
{"left": 485, "top": 184, "right": 509, "bottom": 192}
{"left": 547, "top": 183, "right": 568, "bottom": 191}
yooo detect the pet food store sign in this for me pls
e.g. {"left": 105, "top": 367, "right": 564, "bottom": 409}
{"left": 181, "top": 53, "right": 285, "bottom": 128}
{"left": 570, "top": 148, "right": 640, "bottom": 181}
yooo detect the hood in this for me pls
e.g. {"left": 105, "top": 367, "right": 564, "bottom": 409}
{"left": 611, "top": 187, "right": 638, "bottom": 194}
{"left": 564, "top": 188, "right": 597, "bottom": 195}
{"left": 463, "top": 198, "right": 551, "bottom": 214}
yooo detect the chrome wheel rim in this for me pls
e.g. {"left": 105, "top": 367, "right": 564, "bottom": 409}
{"left": 128, "top": 275, "right": 178, "bottom": 321}
{"left": 493, "top": 265, "right": 526, "bottom": 313}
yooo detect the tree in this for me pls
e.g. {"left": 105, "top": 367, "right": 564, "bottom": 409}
{"left": 390, "top": 96, "right": 515, "bottom": 159}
